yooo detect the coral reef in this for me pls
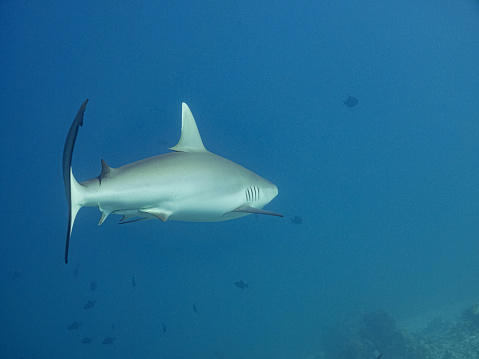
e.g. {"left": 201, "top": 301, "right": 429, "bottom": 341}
{"left": 321, "top": 304, "right": 479, "bottom": 359}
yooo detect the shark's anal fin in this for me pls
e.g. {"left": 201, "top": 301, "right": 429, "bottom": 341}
{"left": 62, "top": 99, "right": 89, "bottom": 264}
{"left": 230, "top": 204, "right": 284, "bottom": 218}
{"left": 98, "top": 207, "right": 110, "bottom": 225}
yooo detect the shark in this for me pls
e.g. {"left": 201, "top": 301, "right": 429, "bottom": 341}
{"left": 62, "top": 100, "right": 283, "bottom": 263}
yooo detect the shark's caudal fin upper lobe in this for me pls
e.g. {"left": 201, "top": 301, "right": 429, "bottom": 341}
{"left": 62, "top": 99, "right": 88, "bottom": 264}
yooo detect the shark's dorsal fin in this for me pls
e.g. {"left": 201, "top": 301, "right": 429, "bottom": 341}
{"left": 169, "top": 103, "right": 207, "bottom": 153}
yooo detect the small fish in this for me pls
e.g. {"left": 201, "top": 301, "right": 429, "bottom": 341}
{"left": 83, "top": 300, "right": 96, "bottom": 310}
{"left": 73, "top": 263, "right": 80, "bottom": 278}
{"left": 291, "top": 216, "right": 303, "bottom": 225}
{"left": 67, "top": 321, "right": 82, "bottom": 330}
{"left": 343, "top": 95, "right": 358, "bottom": 108}
{"left": 132, "top": 276, "right": 136, "bottom": 288}
{"left": 235, "top": 280, "right": 249, "bottom": 289}
{"left": 162, "top": 323, "right": 167, "bottom": 333}
{"left": 193, "top": 303, "right": 198, "bottom": 314}
{"left": 90, "top": 281, "right": 97, "bottom": 291}
{"left": 81, "top": 336, "right": 93, "bottom": 344}
{"left": 472, "top": 303, "right": 479, "bottom": 315}
{"left": 376, "top": 354, "right": 383, "bottom": 359}
{"left": 102, "top": 336, "right": 115, "bottom": 345}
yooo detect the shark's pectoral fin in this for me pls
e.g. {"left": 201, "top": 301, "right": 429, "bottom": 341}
{"left": 141, "top": 208, "right": 172, "bottom": 222}
{"left": 230, "top": 204, "right": 284, "bottom": 218}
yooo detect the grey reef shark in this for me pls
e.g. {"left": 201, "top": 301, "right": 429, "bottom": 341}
{"left": 62, "top": 100, "right": 283, "bottom": 263}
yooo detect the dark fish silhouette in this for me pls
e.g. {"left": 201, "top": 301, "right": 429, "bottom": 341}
{"left": 73, "top": 263, "right": 80, "bottom": 278}
{"left": 291, "top": 216, "right": 303, "bottom": 225}
{"left": 343, "top": 95, "right": 358, "bottom": 108}
{"left": 132, "top": 276, "right": 136, "bottom": 288}
{"left": 235, "top": 280, "right": 249, "bottom": 289}
{"left": 162, "top": 323, "right": 167, "bottom": 333}
{"left": 90, "top": 281, "right": 97, "bottom": 291}
{"left": 102, "top": 336, "right": 115, "bottom": 345}
{"left": 67, "top": 321, "right": 82, "bottom": 330}
{"left": 376, "top": 354, "right": 383, "bottom": 359}
{"left": 83, "top": 300, "right": 96, "bottom": 310}
{"left": 81, "top": 336, "right": 93, "bottom": 344}
{"left": 193, "top": 303, "right": 198, "bottom": 314}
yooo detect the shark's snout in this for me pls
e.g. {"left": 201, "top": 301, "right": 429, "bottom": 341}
{"left": 262, "top": 183, "right": 278, "bottom": 203}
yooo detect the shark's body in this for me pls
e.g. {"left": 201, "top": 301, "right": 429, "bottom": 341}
{"left": 63, "top": 101, "right": 282, "bottom": 263}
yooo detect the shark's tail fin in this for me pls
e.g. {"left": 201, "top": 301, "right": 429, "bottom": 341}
{"left": 63, "top": 100, "right": 89, "bottom": 264}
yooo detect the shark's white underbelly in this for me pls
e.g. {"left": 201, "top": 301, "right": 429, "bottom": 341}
{"left": 79, "top": 151, "right": 260, "bottom": 222}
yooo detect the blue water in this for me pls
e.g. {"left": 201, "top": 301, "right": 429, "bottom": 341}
{"left": 1, "top": 1, "right": 479, "bottom": 358}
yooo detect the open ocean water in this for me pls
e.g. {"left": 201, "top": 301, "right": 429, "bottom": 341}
{"left": 1, "top": 1, "right": 479, "bottom": 358}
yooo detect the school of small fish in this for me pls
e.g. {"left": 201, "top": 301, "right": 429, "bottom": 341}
{"left": 67, "top": 264, "right": 254, "bottom": 346}
{"left": 67, "top": 265, "right": 141, "bottom": 345}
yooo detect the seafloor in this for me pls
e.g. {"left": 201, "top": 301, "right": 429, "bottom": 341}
{"left": 310, "top": 299, "right": 479, "bottom": 359}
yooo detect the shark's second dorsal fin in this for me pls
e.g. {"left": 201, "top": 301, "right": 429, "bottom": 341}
{"left": 98, "top": 159, "right": 114, "bottom": 184}
{"left": 169, "top": 103, "right": 207, "bottom": 153}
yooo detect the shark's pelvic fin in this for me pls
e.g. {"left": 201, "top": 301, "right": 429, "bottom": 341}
{"left": 141, "top": 207, "right": 172, "bottom": 222}
{"left": 230, "top": 204, "right": 284, "bottom": 218}
{"left": 169, "top": 103, "right": 207, "bottom": 153}
{"left": 118, "top": 215, "right": 149, "bottom": 224}
{"left": 63, "top": 99, "right": 89, "bottom": 264}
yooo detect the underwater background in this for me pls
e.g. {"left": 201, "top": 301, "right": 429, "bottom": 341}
{"left": 1, "top": 1, "right": 479, "bottom": 358}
